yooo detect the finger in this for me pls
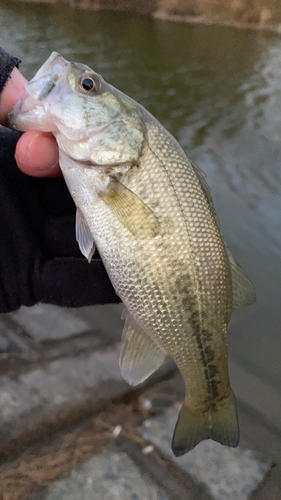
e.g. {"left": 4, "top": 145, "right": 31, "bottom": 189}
{"left": 15, "top": 130, "right": 61, "bottom": 177}
{"left": 0, "top": 68, "right": 27, "bottom": 125}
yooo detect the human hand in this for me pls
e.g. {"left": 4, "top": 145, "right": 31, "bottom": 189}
{"left": 0, "top": 67, "right": 60, "bottom": 177}
{"left": 0, "top": 63, "right": 119, "bottom": 312}
{"left": 0, "top": 125, "right": 119, "bottom": 312}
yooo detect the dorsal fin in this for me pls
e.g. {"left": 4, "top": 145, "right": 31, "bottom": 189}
{"left": 192, "top": 163, "right": 256, "bottom": 310}
{"left": 192, "top": 162, "right": 218, "bottom": 222}
{"left": 227, "top": 249, "right": 256, "bottom": 310}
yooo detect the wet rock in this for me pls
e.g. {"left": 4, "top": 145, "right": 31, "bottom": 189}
{"left": 43, "top": 445, "right": 168, "bottom": 500}
{"left": 141, "top": 407, "right": 271, "bottom": 500}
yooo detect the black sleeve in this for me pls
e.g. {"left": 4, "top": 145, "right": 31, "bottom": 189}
{"left": 0, "top": 126, "right": 120, "bottom": 313}
{"left": 0, "top": 46, "right": 21, "bottom": 93}
{"left": 0, "top": 47, "right": 120, "bottom": 312}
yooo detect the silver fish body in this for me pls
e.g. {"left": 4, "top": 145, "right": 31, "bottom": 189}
{"left": 9, "top": 53, "right": 255, "bottom": 455}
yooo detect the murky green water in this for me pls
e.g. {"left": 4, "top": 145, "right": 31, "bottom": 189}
{"left": 1, "top": 2, "right": 281, "bottom": 415}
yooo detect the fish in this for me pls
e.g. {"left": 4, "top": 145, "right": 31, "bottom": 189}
{"left": 8, "top": 52, "right": 256, "bottom": 456}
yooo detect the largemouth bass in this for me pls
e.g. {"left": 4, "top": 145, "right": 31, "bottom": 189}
{"left": 9, "top": 52, "right": 255, "bottom": 456}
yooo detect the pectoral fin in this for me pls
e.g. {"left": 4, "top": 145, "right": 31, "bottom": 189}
{"left": 76, "top": 207, "right": 96, "bottom": 262}
{"left": 227, "top": 249, "right": 256, "bottom": 310}
{"left": 99, "top": 179, "right": 160, "bottom": 239}
{"left": 120, "top": 309, "right": 166, "bottom": 386}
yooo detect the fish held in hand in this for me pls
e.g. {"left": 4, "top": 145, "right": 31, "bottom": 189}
{"left": 8, "top": 52, "right": 256, "bottom": 456}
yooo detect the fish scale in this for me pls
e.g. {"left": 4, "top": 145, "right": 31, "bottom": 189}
{"left": 8, "top": 52, "right": 255, "bottom": 456}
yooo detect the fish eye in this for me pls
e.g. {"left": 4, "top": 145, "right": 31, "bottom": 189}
{"left": 79, "top": 74, "right": 100, "bottom": 93}
{"left": 81, "top": 77, "right": 95, "bottom": 91}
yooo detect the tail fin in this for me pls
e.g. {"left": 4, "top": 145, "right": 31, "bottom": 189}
{"left": 172, "top": 392, "right": 239, "bottom": 457}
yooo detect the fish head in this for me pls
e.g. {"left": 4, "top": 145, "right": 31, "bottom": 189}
{"left": 8, "top": 52, "right": 145, "bottom": 164}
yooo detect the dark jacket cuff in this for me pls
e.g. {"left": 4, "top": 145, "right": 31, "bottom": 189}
{"left": 0, "top": 46, "right": 21, "bottom": 94}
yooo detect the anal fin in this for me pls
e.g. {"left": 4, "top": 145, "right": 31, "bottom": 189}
{"left": 120, "top": 310, "right": 166, "bottom": 386}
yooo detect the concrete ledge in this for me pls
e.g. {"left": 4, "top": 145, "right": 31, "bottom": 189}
{"left": 141, "top": 408, "right": 271, "bottom": 500}
{"left": 0, "top": 345, "right": 126, "bottom": 457}
{"left": 43, "top": 444, "right": 168, "bottom": 500}
{"left": 229, "top": 360, "right": 281, "bottom": 432}
{"left": 0, "top": 343, "right": 174, "bottom": 459}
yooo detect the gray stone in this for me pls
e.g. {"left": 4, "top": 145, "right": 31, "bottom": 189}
{"left": 0, "top": 306, "right": 174, "bottom": 453}
{"left": 43, "top": 445, "right": 168, "bottom": 500}
{"left": 0, "top": 344, "right": 129, "bottom": 450}
{"left": 10, "top": 304, "right": 124, "bottom": 343}
{"left": 229, "top": 359, "right": 281, "bottom": 432}
{"left": 72, "top": 304, "right": 124, "bottom": 340}
{"left": 11, "top": 304, "right": 90, "bottom": 341}
{"left": 19, "top": 346, "right": 123, "bottom": 405}
{"left": 0, "top": 326, "right": 11, "bottom": 352}
{"left": 141, "top": 408, "right": 270, "bottom": 500}
{"left": 0, "top": 317, "right": 30, "bottom": 352}
{"left": 0, "top": 376, "right": 39, "bottom": 420}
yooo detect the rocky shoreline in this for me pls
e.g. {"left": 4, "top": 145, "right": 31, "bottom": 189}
{"left": 19, "top": 0, "right": 281, "bottom": 33}
{"left": 0, "top": 303, "right": 278, "bottom": 499}
{"left": 152, "top": 10, "right": 281, "bottom": 34}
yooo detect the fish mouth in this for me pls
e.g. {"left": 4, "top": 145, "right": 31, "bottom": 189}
{"left": 8, "top": 90, "right": 41, "bottom": 131}
{"left": 8, "top": 88, "right": 58, "bottom": 133}
{"left": 8, "top": 52, "right": 68, "bottom": 133}
{"left": 8, "top": 95, "right": 25, "bottom": 129}
{"left": 24, "top": 52, "right": 68, "bottom": 101}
